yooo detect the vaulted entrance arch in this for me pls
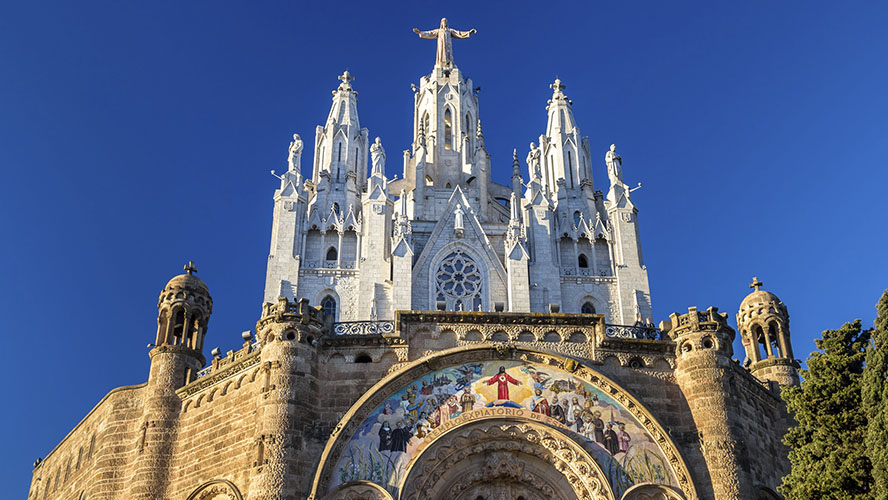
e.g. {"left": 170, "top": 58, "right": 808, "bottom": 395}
{"left": 400, "top": 417, "right": 612, "bottom": 500}
{"left": 309, "top": 346, "right": 696, "bottom": 500}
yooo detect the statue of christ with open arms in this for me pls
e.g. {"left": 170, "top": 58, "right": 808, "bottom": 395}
{"left": 413, "top": 18, "right": 476, "bottom": 69}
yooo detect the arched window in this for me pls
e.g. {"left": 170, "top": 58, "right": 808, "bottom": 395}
{"left": 355, "top": 353, "right": 372, "bottom": 363}
{"left": 444, "top": 107, "right": 453, "bottom": 150}
{"left": 332, "top": 202, "right": 340, "bottom": 217}
{"left": 172, "top": 308, "right": 185, "bottom": 343}
{"left": 325, "top": 247, "right": 337, "bottom": 262}
{"left": 573, "top": 210, "right": 581, "bottom": 227}
{"left": 581, "top": 302, "right": 595, "bottom": 314}
{"left": 321, "top": 295, "right": 337, "bottom": 319}
{"left": 422, "top": 112, "right": 430, "bottom": 138}
{"left": 567, "top": 150, "right": 573, "bottom": 187}
{"left": 578, "top": 254, "right": 589, "bottom": 268}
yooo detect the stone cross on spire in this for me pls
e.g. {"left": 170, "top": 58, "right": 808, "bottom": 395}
{"left": 184, "top": 261, "right": 198, "bottom": 275}
{"left": 337, "top": 70, "right": 354, "bottom": 91}
{"left": 749, "top": 277, "right": 763, "bottom": 292}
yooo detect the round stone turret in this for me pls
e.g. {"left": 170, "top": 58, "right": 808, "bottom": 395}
{"left": 664, "top": 306, "right": 753, "bottom": 500}
{"left": 155, "top": 260, "right": 213, "bottom": 358}
{"left": 736, "top": 277, "right": 798, "bottom": 386}
{"left": 249, "top": 297, "right": 328, "bottom": 499}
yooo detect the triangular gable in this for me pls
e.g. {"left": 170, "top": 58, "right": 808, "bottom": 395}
{"left": 392, "top": 236, "right": 414, "bottom": 258}
{"left": 412, "top": 186, "right": 508, "bottom": 284}
{"left": 506, "top": 240, "right": 529, "bottom": 261}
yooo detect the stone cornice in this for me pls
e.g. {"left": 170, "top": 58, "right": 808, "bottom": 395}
{"left": 395, "top": 310, "right": 604, "bottom": 329}
{"left": 176, "top": 349, "right": 262, "bottom": 399}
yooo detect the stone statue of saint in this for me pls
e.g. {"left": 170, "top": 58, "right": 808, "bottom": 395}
{"left": 370, "top": 137, "right": 385, "bottom": 176}
{"left": 287, "top": 134, "right": 303, "bottom": 172}
{"left": 526, "top": 142, "right": 542, "bottom": 179}
{"left": 413, "top": 18, "right": 476, "bottom": 69}
{"left": 454, "top": 205, "right": 464, "bottom": 232}
{"left": 605, "top": 144, "right": 623, "bottom": 186}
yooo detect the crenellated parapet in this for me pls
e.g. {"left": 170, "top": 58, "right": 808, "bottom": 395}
{"left": 257, "top": 297, "right": 329, "bottom": 335}
{"left": 664, "top": 306, "right": 735, "bottom": 355}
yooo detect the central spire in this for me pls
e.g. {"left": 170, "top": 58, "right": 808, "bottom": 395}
{"left": 413, "top": 18, "right": 477, "bottom": 69}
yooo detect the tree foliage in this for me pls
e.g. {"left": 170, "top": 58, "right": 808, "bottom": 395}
{"left": 864, "top": 291, "right": 888, "bottom": 498}
{"left": 780, "top": 320, "right": 873, "bottom": 500}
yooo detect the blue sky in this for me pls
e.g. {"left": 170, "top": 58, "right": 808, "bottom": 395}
{"left": 2, "top": 0, "right": 886, "bottom": 494}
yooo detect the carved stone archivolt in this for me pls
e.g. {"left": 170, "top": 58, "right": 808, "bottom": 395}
{"left": 621, "top": 483, "right": 686, "bottom": 500}
{"left": 185, "top": 479, "right": 244, "bottom": 500}
{"left": 326, "top": 481, "right": 394, "bottom": 500}
{"left": 308, "top": 345, "right": 698, "bottom": 500}
{"left": 400, "top": 419, "right": 612, "bottom": 500}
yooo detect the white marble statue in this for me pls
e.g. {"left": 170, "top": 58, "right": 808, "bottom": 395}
{"left": 454, "top": 205, "right": 464, "bottom": 232}
{"left": 287, "top": 134, "right": 303, "bottom": 172}
{"left": 526, "top": 142, "right": 541, "bottom": 179}
{"left": 605, "top": 144, "right": 623, "bottom": 186}
{"left": 370, "top": 137, "right": 385, "bottom": 176}
{"left": 413, "top": 18, "right": 476, "bottom": 69}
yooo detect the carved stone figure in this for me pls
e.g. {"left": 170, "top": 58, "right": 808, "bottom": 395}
{"left": 453, "top": 205, "right": 464, "bottom": 232}
{"left": 413, "top": 18, "right": 476, "bottom": 69}
{"left": 370, "top": 137, "right": 385, "bottom": 176}
{"left": 526, "top": 142, "right": 541, "bottom": 179}
{"left": 287, "top": 133, "right": 303, "bottom": 172}
{"left": 605, "top": 143, "right": 623, "bottom": 186}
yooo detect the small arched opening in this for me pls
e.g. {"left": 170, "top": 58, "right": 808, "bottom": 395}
{"left": 578, "top": 254, "right": 589, "bottom": 268}
{"left": 321, "top": 295, "right": 337, "bottom": 320}
{"left": 326, "top": 246, "right": 338, "bottom": 262}
{"left": 581, "top": 302, "right": 595, "bottom": 314}
{"left": 355, "top": 353, "right": 372, "bottom": 364}
{"left": 444, "top": 107, "right": 453, "bottom": 150}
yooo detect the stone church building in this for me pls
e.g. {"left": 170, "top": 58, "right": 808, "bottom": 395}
{"left": 29, "top": 19, "right": 799, "bottom": 500}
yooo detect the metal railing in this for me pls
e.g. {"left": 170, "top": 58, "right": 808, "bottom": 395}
{"left": 333, "top": 320, "right": 395, "bottom": 336}
{"left": 604, "top": 324, "right": 661, "bottom": 340}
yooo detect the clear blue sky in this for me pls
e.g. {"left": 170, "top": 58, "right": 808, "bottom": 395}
{"left": 2, "top": 1, "right": 886, "bottom": 495}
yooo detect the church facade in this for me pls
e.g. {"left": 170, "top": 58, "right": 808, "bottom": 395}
{"left": 29, "top": 19, "right": 798, "bottom": 500}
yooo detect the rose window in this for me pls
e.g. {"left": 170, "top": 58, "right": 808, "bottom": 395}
{"left": 435, "top": 250, "right": 483, "bottom": 311}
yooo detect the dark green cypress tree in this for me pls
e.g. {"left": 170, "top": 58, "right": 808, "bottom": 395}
{"left": 780, "top": 320, "right": 873, "bottom": 500}
{"left": 864, "top": 291, "right": 888, "bottom": 499}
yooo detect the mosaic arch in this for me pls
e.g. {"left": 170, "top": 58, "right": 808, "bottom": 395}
{"left": 310, "top": 346, "right": 696, "bottom": 500}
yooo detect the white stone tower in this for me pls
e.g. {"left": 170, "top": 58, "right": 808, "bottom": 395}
{"left": 262, "top": 20, "right": 653, "bottom": 325}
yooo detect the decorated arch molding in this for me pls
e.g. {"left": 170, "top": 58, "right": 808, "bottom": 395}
{"left": 309, "top": 345, "right": 698, "bottom": 500}
{"left": 400, "top": 418, "right": 614, "bottom": 500}
{"left": 327, "top": 480, "right": 394, "bottom": 500}
{"left": 185, "top": 479, "right": 244, "bottom": 500}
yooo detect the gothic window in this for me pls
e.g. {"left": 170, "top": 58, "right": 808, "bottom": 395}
{"left": 435, "top": 250, "right": 483, "bottom": 311}
{"left": 422, "top": 112, "right": 430, "bottom": 138}
{"left": 332, "top": 203, "right": 340, "bottom": 217}
{"left": 444, "top": 107, "right": 453, "bottom": 150}
{"left": 578, "top": 254, "right": 589, "bottom": 268}
{"left": 321, "top": 295, "right": 337, "bottom": 319}
{"left": 337, "top": 142, "right": 342, "bottom": 162}
{"left": 567, "top": 150, "right": 573, "bottom": 188}
{"left": 582, "top": 302, "right": 595, "bottom": 314}
{"left": 326, "top": 247, "right": 338, "bottom": 262}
